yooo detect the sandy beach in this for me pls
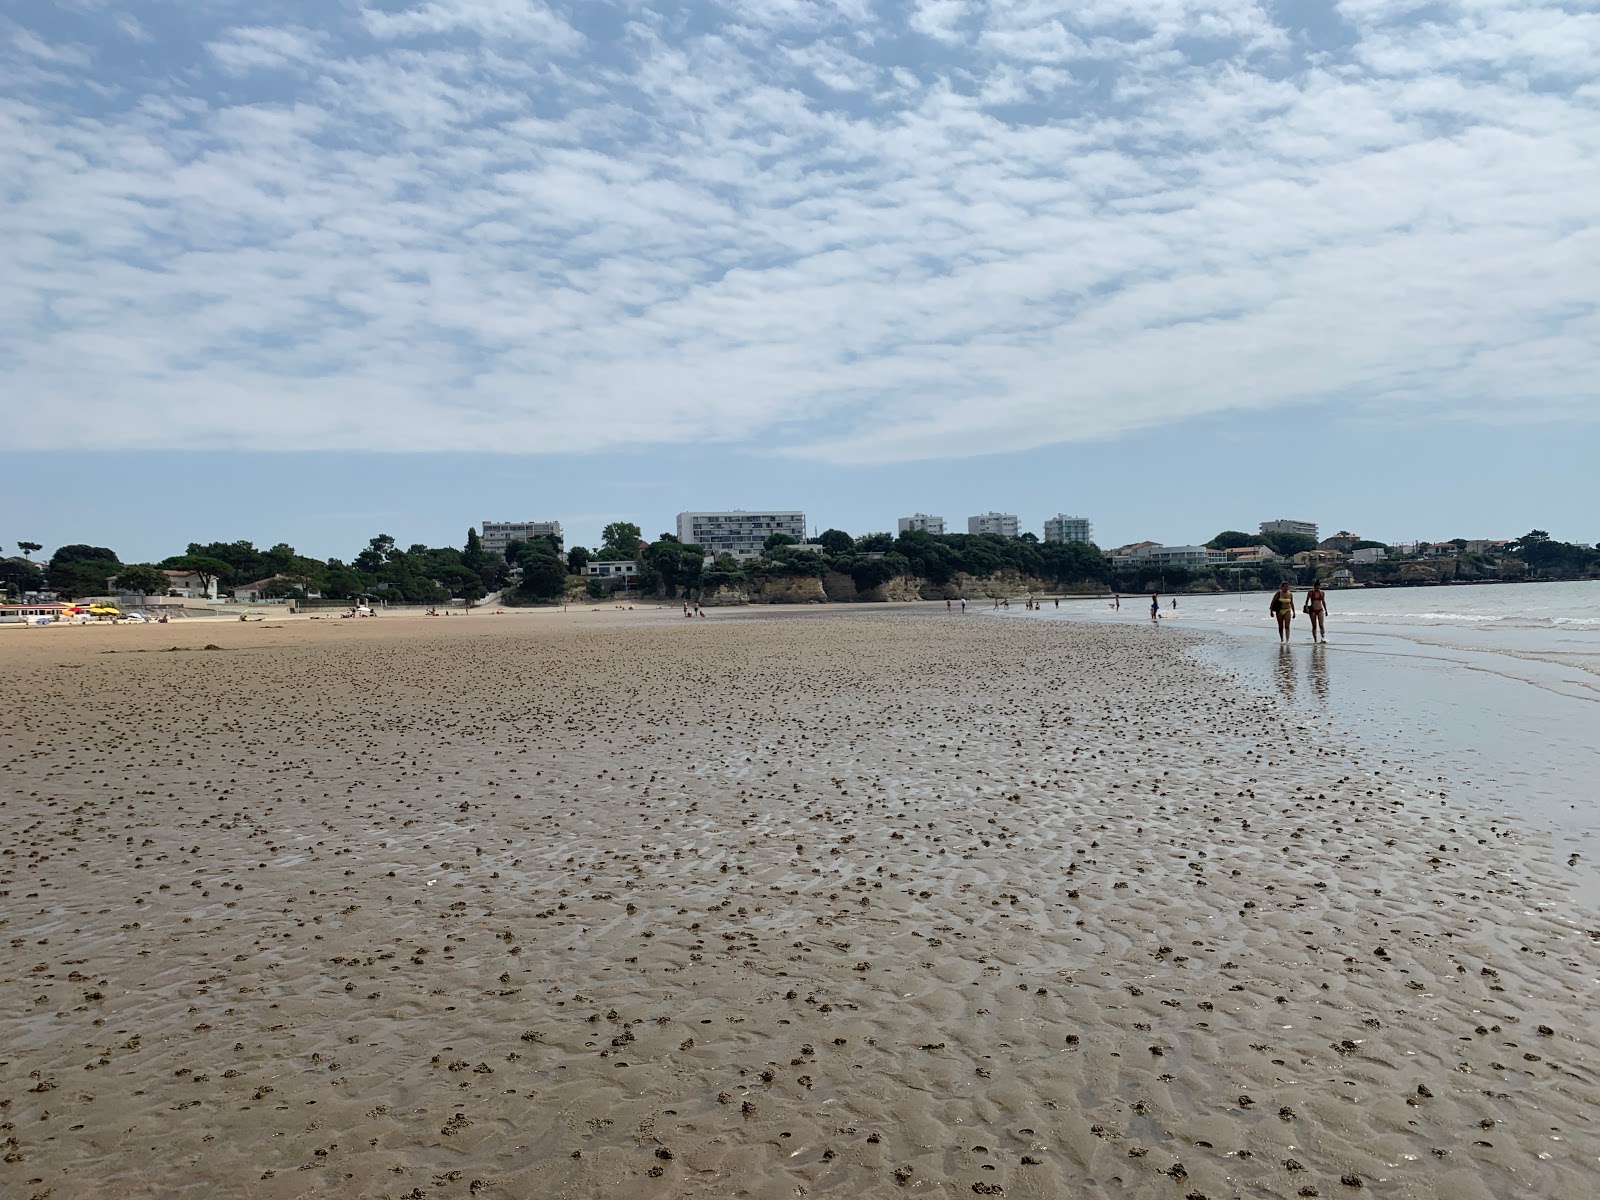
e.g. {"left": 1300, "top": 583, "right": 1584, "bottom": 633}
{"left": 1, "top": 608, "right": 1595, "bottom": 1199}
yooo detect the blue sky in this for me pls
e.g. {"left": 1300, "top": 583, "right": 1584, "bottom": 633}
{"left": 4, "top": 0, "right": 1596, "bottom": 561}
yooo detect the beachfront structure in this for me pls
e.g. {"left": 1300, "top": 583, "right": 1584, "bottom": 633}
{"left": 584, "top": 560, "right": 639, "bottom": 581}
{"left": 481, "top": 520, "right": 564, "bottom": 558}
{"left": 0, "top": 601, "right": 72, "bottom": 625}
{"left": 968, "top": 512, "right": 1019, "bottom": 538}
{"left": 1042, "top": 514, "right": 1093, "bottom": 545}
{"left": 1260, "top": 518, "right": 1318, "bottom": 541}
{"left": 162, "top": 569, "right": 218, "bottom": 599}
{"left": 234, "top": 575, "right": 323, "bottom": 603}
{"left": 1350, "top": 547, "right": 1386, "bottom": 565}
{"left": 1111, "top": 543, "right": 1227, "bottom": 570}
{"left": 676, "top": 511, "right": 806, "bottom": 561}
{"left": 1222, "top": 545, "right": 1280, "bottom": 563}
{"left": 898, "top": 513, "right": 946, "bottom": 535}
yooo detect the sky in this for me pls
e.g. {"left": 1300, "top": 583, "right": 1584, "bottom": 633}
{"left": 3, "top": 0, "right": 1596, "bottom": 562}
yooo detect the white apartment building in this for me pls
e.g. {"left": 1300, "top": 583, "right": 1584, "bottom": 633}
{"left": 968, "top": 511, "right": 1020, "bottom": 538}
{"left": 482, "top": 519, "right": 563, "bottom": 557}
{"left": 676, "top": 511, "right": 806, "bottom": 560}
{"left": 1043, "top": 514, "right": 1093, "bottom": 544}
{"left": 898, "top": 513, "right": 946, "bottom": 535}
{"left": 1112, "top": 543, "right": 1226, "bottom": 570}
{"left": 1260, "top": 518, "right": 1318, "bottom": 541}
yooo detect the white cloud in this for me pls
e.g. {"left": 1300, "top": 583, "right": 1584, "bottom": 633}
{"left": 361, "top": 0, "right": 585, "bottom": 49}
{"left": 2, "top": 1, "right": 1596, "bottom": 462}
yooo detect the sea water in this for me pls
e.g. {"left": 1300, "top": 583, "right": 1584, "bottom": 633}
{"left": 1026, "top": 580, "right": 1600, "bottom": 904}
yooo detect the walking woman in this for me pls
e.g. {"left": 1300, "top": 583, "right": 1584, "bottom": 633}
{"left": 1303, "top": 581, "right": 1329, "bottom": 642}
{"left": 1269, "top": 581, "right": 1296, "bottom": 643}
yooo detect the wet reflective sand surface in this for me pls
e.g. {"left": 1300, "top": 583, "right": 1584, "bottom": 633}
{"left": 2, "top": 609, "right": 1595, "bottom": 1198}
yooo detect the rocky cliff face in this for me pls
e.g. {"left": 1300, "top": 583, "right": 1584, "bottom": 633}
{"left": 822, "top": 571, "right": 858, "bottom": 602}
{"left": 748, "top": 576, "right": 827, "bottom": 604}
{"left": 699, "top": 584, "right": 749, "bottom": 606}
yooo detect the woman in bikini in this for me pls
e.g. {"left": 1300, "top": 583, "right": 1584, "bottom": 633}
{"left": 1303, "top": 582, "right": 1328, "bottom": 642}
{"left": 1269, "top": 582, "right": 1295, "bottom": 643}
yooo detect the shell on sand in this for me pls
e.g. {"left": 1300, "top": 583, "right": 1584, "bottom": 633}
{"left": 0, "top": 608, "right": 1595, "bottom": 1199}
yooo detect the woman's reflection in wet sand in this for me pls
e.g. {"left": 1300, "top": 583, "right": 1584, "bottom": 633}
{"left": 1307, "top": 641, "right": 1330, "bottom": 702}
{"left": 1275, "top": 643, "right": 1296, "bottom": 701}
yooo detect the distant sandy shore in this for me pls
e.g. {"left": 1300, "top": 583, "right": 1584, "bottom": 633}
{"left": 1, "top": 609, "right": 1595, "bottom": 1199}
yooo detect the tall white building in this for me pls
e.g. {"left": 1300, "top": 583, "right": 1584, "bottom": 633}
{"left": 1260, "top": 518, "right": 1318, "bottom": 541}
{"left": 898, "top": 513, "right": 946, "bottom": 535}
{"left": 968, "top": 512, "right": 1020, "bottom": 538}
{"left": 481, "top": 519, "right": 563, "bottom": 557}
{"left": 676, "top": 511, "right": 806, "bottom": 560}
{"left": 1043, "top": 514, "right": 1093, "bottom": 544}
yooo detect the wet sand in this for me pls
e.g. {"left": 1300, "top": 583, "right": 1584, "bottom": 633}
{"left": 1, "top": 609, "right": 1596, "bottom": 1198}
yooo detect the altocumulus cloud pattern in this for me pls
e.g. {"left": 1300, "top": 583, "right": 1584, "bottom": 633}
{"left": 4, "top": 1, "right": 1597, "bottom": 460}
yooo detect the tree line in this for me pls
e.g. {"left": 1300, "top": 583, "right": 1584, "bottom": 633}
{"left": 3, "top": 525, "right": 1594, "bottom": 605}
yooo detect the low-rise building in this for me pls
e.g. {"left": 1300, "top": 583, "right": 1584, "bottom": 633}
{"left": 968, "top": 512, "right": 1019, "bottom": 538}
{"left": 162, "top": 569, "right": 218, "bottom": 599}
{"left": 584, "top": 560, "right": 639, "bottom": 580}
{"left": 481, "top": 520, "right": 564, "bottom": 557}
{"left": 1350, "top": 546, "right": 1387, "bottom": 565}
{"left": 898, "top": 513, "right": 945, "bottom": 535}
{"left": 1043, "top": 514, "right": 1093, "bottom": 544}
{"left": 1292, "top": 550, "right": 1347, "bottom": 566}
{"left": 1223, "top": 545, "right": 1280, "bottom": 563}
{"left": 1318, "top": 532, "right": 1362, "bottom": 553}
{"left": 1112, "top": 543, "right": 1226, "bottom": 570}
{"left": 234, "top": 575, "right": 322, "bottom": 603}
{"left": 676, "top": 511, "right": 806, "bottom": 560}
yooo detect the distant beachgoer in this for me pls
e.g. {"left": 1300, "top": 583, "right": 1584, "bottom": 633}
{"left": 1054, "top": 597, "right": 1059, "bottom": 608}
{"left": 1171, "top": 598, "right": 1177, "bottom": 610}
{"left": 1269, "top": 582, "right": 1296, "bottom": 642}
{"left": 1150, "top": 593, "right": 1160, "bottom": 620}
{"left": 960, "top": 598, "right": 967, "bottom": 612}
{"left": 1304, "top": 583, "right": 1328, "bottom": 642}
{"left": 1114, "top": 594, "right": 1120, "bottom": 610}
{"left": 946, "top": 598, "right": 952, "bottom": 611}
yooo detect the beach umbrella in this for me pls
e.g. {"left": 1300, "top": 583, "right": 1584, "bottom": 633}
{"left": 88, "top": 604, "right": 120, "bottom": 615}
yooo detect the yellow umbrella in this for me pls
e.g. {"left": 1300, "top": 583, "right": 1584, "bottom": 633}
{"left": 88, "top": 604, "right": 121, "bottom": 615}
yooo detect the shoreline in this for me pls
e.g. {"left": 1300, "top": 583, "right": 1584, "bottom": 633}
{"left": 2, "top": 609, "right": 1596, "bottom": 1198}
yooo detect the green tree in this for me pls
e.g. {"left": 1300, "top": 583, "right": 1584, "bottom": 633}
{"left": 185, "top": 541, "right": 265, "bottom": 584}
{"left": 855, "top": 532, "right": 895, "bottom": 553}
{"left": 47, "top": 546, "right": 121, "bottom": 597}
{"left": 816, "top": 528, "right": 853, "bottom": 555}
{"left": 17, "top": 541, "right": 43, "bottom": 559}
{"left": 600, "top": 522, "right": 643, "bottom": 560}
{"left": 161, "top": 554, "right": 234, "bottom": 595}
{"left": 321, "top": 561, "right": 367, "bottom": 600}
{"left": 566, "top": 545, "right": 591, "bottom": 574}
{"left": 1207, "top": 530, "right": 1257, "bottom": 549}
{"left": 431, "top": 565, "right": 486, "bottom": 601}
{"left": 1260, "top": 531, "right": 1318, "bottom": 556}
{"left": 0, "top": 555, "right": 46, "bottom": 596}
{"left": 113, "top": 564, "right": 172, "bottom": 595}
{"left": 515, "top": 541, "right": 567, "bottom": 602}
{"left": 763, "top": 532, "right": 798, "bottom": 553}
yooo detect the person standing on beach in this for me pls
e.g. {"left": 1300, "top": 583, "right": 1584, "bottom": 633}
{"left": 1150, "top": 593, "right": 1160, "bottom": 620}
{"left": 1303, "top": 582, "right": 1328, "bottom": 642}
{"left": 1269, "top": 582, "right": 1296, "bottom": 642}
